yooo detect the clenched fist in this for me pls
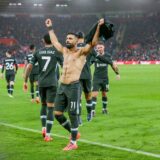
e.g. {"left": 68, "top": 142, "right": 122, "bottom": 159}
{"left": 45, "top": 18, "right": 53, "bottom": 27}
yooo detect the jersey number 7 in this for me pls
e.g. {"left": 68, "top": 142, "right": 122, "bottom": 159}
{"left": 42, "top": 56, "right": 51, "bottom": 71}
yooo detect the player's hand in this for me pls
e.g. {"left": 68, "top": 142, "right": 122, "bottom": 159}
{"left": 45, "top": 19, "right": 52, "bottom": 27}
{"left": 116, "top": 74, "right": 120, "bottom": 80}
{"left": 98, "top": 18, "right": 105, "bottom": 26}
{"left": 23, "top": 82, "right": 28, "bottom": 92}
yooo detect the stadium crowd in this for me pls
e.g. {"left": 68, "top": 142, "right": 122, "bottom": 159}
{"left": 0, "top": 14, "right": 160, "bottom": 62}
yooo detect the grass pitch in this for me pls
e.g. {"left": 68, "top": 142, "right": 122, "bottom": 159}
{"left": 0, "top": 65, "right": 160, "bottom": 160}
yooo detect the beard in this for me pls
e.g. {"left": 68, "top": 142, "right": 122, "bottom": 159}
{"left": 66, "top": 43, "right": 74, "bottom": 49}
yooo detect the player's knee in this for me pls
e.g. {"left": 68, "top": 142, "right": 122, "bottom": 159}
{"left": 10, "top": 81, "right": 14, "bottom": 85}
{"left": 47, "top": 103, "right": 54, "bottom": 107}
{"left": 102, "top": 92, "right": 107, "bottom": 97}
{"left": 92, "top": 91, "right": 98, "bottom": 97}
{"left": 85, "top": 92, "right": 92, "bottom": 100}
{"left": 54, "top": 111, "right": 63, "bottom": 116}
{"left": 55, "top": 114, "right": 65, "bottom": 124}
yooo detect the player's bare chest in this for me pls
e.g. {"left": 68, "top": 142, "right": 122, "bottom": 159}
{"left": 63, "top": 53, "right": 79, "bottom": 64}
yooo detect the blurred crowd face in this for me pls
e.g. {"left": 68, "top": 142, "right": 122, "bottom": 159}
{"left": 96, "top": 44, "right": 105, "bottom": 55}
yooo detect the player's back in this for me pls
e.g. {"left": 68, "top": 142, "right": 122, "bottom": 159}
{"left": 25, "top": 53, "right": 39, "bottom": 75}
{"left": 3, "top": 57, "right": 17, "bottom": 75}
{"left": 26, "top": 53, "right": 33, "bottom": 63}
{"left": 31, "top": 46, "right": 60, "bottom": 87}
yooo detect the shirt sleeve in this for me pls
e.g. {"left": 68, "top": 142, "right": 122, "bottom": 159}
{"left": 30, "top": 52, "right": 38, "bottom": 65}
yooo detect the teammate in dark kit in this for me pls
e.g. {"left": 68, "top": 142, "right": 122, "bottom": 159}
{"left": 77, "top": 32, "right": 93, "bottom": 124}
{"left": 1, "top": 51, "right": 18, "bottom": 98}
{"left": 23, "top": 44, "right": 40, "bottom": 103}
{"left": 92, "top": 41, "right": 120, "bottom": 115}
{"left": 46, "top": 18, "right": 104, "bottom": 151}
{"left": 77, "top": 32, "right": 117, "bottom": 124}
{"left": 23, "top": 34, "right": 62, "bottom": 142}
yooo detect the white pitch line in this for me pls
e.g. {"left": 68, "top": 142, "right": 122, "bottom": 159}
{"left": 0, "top": 122, "right": 160, "bottom": 159}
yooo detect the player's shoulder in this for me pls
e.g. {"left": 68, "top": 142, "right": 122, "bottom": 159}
{"left": 38, "top": 46, "right": 54, "bottom": 52}
{"left": 7, "top": 57, "right": 15, "bottom": 61}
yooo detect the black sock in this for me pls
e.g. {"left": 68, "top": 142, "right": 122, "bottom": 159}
{"left": 92, "top": 97, "right": 97, "bottom": 110}
{"left": 10, "top": 85, "right": 14, "bottom": 95}
{"left": 30, "top": 84, "right": 34, "bottom": 99}
{"left": 46, "top": 107, "right": 54, "bottom": 136}
{"left": 55, "top": 114, "right": 71, "bottom": 132}
{"left": 7, "top": 85, "right": 10, "bottom": 94}
{"left": 102, "top": 96, "right": 108, "bottom": 109}
{"left": 35, "top": 85, "right": 39, "bottom": 97}
{"left": 40, "top": 104, "right": 47, "bottom": 128}
{"left": 69, "top": 114, "right": 79, "bottom": 142}
{"left": 86, "top": 99, "right": 92, "bottom": 114}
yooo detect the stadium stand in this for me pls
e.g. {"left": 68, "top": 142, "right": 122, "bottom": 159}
{"left": 0, "top": 14, "right": 160, "bottom": 63}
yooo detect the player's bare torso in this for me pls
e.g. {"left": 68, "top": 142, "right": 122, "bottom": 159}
{"left": 60, "top": 48, "right": 86, "bottom": 84}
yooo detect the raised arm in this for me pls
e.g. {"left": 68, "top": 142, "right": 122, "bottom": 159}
{"left": 92, "top": 18, "right": 104, "bottom": 46}
{"left": 45, "top": 19, "right": 64, "bottom": 54}
{"left": 81, "top": 18, "right": 105, "bottom": 55}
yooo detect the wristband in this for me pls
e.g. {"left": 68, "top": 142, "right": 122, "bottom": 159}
{"left": 47, "top": 26, "right": 53, "bottom": 31}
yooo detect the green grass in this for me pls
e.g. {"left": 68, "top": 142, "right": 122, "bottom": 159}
{"left": 0, "top": 65, "right": 160, "bottom": 160}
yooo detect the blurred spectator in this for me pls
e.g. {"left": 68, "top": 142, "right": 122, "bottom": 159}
{"left": 0, "top": 14, "right": 160, "bottom": 63}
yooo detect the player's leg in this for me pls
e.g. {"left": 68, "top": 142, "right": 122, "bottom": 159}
{"left": 39, "top": 87, "right": 47, "bottom": 137}
{"left": 54, "top": 85, "right": 71, "bottom": 133}
{"left": 78, "top": 80, "right": 83, "bottom": 126}
{"left": 83, "top": 79, "right": 93, "bottom": 121}
{"left": 63, "top": 82, "right": 81, "bottom": 151}
{"left": 9, "top": 81, "right": 14, "bottom": 97}
{"left": 5, "top": 75, "right": 10, "bottom": 95}
{"left": 44, "top": 86, "right": 57, "bottom": 141}
{"left": 7, "top": 83, "right": 10, "bottom": 94}
{"left": 29, "top": 75, "right": 34, "bottom": 102}
{"left": 101, "top": 91, "right": 108, "bottom": 114}
{"left": 34, "top": 75, "right": 40, "bottom": 103}
{"left": 91, "top": 81, "right": 100, "bottom": 116}
{"left": 9, "top": 74, "right": 15, "bottom": 97}
{"left": 101, "top": 80, "right": 109, "bottom": 114}
{"left": 84, "top": 92, "right": 92, "bottom": 121}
